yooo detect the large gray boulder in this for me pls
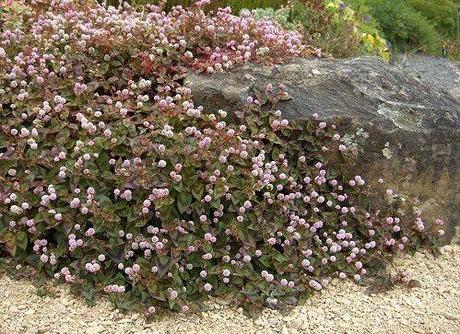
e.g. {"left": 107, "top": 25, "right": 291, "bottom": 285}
{"left": 187, "top": 57, "right": 460, "bottom": 243}
{"left": 394, "top": 54, "right": 460, "bottom": 100}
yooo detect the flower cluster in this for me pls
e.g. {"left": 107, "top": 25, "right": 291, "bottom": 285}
{"left": 0, "top": 0, "right": 442, "bottom": 314}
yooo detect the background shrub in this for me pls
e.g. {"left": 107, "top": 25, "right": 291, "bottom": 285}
{"left": 251, "top": 0, "right": 390, "bottom": 59}
{"left": 290, "top": 0, "right": 362, "bottom": 58}
{"left": 365, "top": 0, "right": 441, "bottom": 54}
{"left": 354, "top": 0, "right": 460, "bottom": 57}
{"left": 407, "top": 0, "right": 458, "bottom": 38}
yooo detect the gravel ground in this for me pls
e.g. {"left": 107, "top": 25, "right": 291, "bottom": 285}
{"left": 1, "top": 245, "right": 459, "bottom": 334}
{"left": 394, "top": 54, "right": 460, "bottom": 100}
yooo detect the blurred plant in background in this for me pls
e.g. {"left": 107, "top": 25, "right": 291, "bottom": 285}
{"left": 364, "top": 0, "right": 441, "bottom": 55}
{"left": 357, "top": 0, "right": 459, "bottom": 59}
{"left": 323, "top": 1, "right": 389, "bottom": 60}
{"left": 407, "top": 0, "right": 458, "bottom": 37}
{"left": 251, "top": 1, "right": 389, "bottom": 60}
{"left": 406, "top": 0, "right": 460, "bottom": 59}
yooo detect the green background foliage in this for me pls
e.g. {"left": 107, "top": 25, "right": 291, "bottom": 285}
{"left": 348, "top": 0, "right": 459, "bottom": 57}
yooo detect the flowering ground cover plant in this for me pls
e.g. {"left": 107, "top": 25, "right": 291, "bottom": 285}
{"left": 0, "top": 0, "right": 444, "bottom": 315}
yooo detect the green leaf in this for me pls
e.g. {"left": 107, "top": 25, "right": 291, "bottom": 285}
{"left": 214, "top": 183, "right": 226, "bottom": 198}
{"left": 81, "top": 283, "right": 96, "bottom": 306}
{"left": 16, "top": 231, "right": 28, "bottom": 250}
{"left": 168, "top": 297, "right": 177, "bottom": 310}
{"left": 95, "top": 152, "right": 110, "bottom": 172}
{"left": 257, "top": 255, "right": 271, "bottom": 268}
{"left": 191, "top": 183, "right": 204, "bottom": 200}
{"left": 177, "top": 191, "right": 192, "bottom": 213}
{"left": 0, "top": 231, "right": 17, "bottom": 256}
{"left": 173, "top": 181, "right": 184, "bottom": 192}
{"left": 237, "top": 224, "right": 256, "bottom": 247}
{"left": 127, "top": 206, "right": 138, "bottom": 223}
{"left": 135, "top": 219, "right": 147, "bottom": 227}
{"left": 272, "top": 249, "right": 287, "bottom": 263}
{"left": 98, "top": 195, "right": 113, "bottom": 210}
{"left": 100, "top": 62, "right": 110, "bottom": 75}
{"left": 267, "top": 132, "right": 284, "bottom": 145}
{"left": 155, "top": 197, "right": 175, "bottom": 209}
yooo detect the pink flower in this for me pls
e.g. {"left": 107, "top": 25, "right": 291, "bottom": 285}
{"left": 308, "top": 280, "right": 322, "bottom": 290}
{"left": 202, "top": 253, "right": 212, "bottom": 260}
{"left": 73, "top": 83, "right": 87, "bottom": 96}
{"left": 85, "top": 228, "right": 95, "bottom": 237}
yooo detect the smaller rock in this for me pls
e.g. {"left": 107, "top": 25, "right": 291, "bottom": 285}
{"left": 311, "top": 68, "right": 321, "bottom": 76}
{"left": 25, "top": 309, "right": 35, "bottom": 316}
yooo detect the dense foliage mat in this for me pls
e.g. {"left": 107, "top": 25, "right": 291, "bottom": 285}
{"left": 0, "top": 0, "right": 444, "bottom": 315}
